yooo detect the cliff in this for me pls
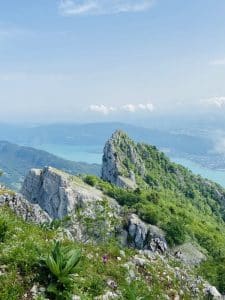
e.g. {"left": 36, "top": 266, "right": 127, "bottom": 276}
{"left": 101, "top": 130, "right": 139, "bottom": 189}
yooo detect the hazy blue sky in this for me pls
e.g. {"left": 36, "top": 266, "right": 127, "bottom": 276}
{"left": 0, "top": 0, "right": 225, "bottom": 122}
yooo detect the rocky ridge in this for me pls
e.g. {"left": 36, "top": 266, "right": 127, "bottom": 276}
{"left": 18, "top": 166, "right": 222, "bottom": 298}
{"left": 1, "top": 129, "right": 224, "bottom": 299}
{"left": 20, "top": 166, "right": 167, "bottom": 252}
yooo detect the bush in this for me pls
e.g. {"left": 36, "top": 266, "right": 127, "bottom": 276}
{"left": 0, "top": 219, "right": 8, "bottom": 242}
{"left": 146, "top": 191, "right": 160, "bottom": 204}
{"left": 139, "top": 208, "right": 159, "bottom": 225}
{"left": 84, "top": 175, "right": 97, "bottom": 187}
{"left": 164, "top": 219, "right": 186, "bottom": 246}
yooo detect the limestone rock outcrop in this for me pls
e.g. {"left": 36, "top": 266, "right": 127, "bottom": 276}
{"left": 0, "top": 192, "right": 51, "bottom": 224}
{"left": 204, "top": 284, "right": 222, "bottom": 299}
{"left": 101, "top": 130, "right": 138, "bottom": 189}
{"left": 21, "top": 167, "right": 104, "bottom": 219}
{"left": 127, "top": 214, "right": 167, "bottom": 253}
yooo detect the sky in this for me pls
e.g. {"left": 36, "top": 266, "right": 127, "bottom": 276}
{"left": 0, "top": 0, "right": 225, "bottom": 122}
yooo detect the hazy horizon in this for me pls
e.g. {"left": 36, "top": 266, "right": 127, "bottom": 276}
{"left": 0, "top": 1, "right": 225, "bottom": 122}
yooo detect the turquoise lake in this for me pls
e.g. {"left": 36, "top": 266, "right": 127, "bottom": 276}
{"left": 36, "top": 144, "right": 225, "bottom": 188}
{"left": 172, "top": 157, "right": 225, "bottom": 188}
{"left": 36, "top": 144, "right": 103, "bottom": 164}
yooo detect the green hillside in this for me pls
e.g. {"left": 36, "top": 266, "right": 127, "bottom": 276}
{"left": 0, "top": 195, "right": 208, "bottom": 300}
{"left": 1, "top": 131, "right": 225, "bottom": 299}
{"left": 0, "top": 141, "right": 100, "bottom": 190}
{"left": 86, "top": 131, "right": 225, "bottom": 292}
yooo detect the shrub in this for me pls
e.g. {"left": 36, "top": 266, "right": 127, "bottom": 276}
{"left": 139, "top": 208, "right": 159, "bottom": 225}
{"left": 146, "top": 191, "right": 160, "bottom": 204}
{"left": 164, "top": 219, "right": 186, "bottom": 246}
{"left": 0, "top": 219, "right": 8, "bottom": 242}
{"left": 84, "top": 175, "right": 97, "bottom": 187}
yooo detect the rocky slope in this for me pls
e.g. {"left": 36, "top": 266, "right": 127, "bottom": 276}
{"left": 0, "top": 173, "right": 221, "bottom": 299}
{"left": 1, "top": 130, "right": 225, "bottom": 299}
{"left": 21, "top": 166, "right": 167, "bottom": 253}
{"left": 0, "top": 190, "right": 51, "bottom": 224}
{"left": 0, "top": 189, "right": 219, "bottom": 300}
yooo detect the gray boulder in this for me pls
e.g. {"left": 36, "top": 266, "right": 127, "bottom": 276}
{"left": 127, "top": 214, "right": 167, "bottom": 253}
{"left": 204, "top": 284, "right": 222, "bottom": 299}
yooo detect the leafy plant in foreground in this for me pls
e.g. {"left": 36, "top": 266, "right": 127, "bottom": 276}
{"left": 43, "top": 241, "right": 81, "bottom": 300}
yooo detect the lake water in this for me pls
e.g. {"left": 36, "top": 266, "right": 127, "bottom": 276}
{"left": 36, "top": 144, "right": 103, "bottom": 164}
{"left": 172, "top": 157, "right": 225, "bottom": 188}
{"left": 35, "top": 143, "right": 225, "bottom": 188}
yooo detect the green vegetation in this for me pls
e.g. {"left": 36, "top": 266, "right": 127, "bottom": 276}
{"left": 0, "top": 219, "right": 8, "bottom": 243}
{"left": 2, "top": 131, "right": 225, "bottom": 297}
{"left": 0, "top": 204, "right": 206, "bottom": 299}
{"left": 82, "top": 132, "right": 225, "bottom": 293}
{"left": 0, "top": 205, "right": 55, "bottom": 300}
{"left": 163, "top": 219, "right": 186, "bottom": 246}
{"left": 43, "top": 241, "right": 81, "bottom": 300}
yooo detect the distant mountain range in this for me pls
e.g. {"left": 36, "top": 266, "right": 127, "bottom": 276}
{"left": 0, "top": 141, "right": 100, "bottom": 190}
{"left": 0, "top": 122, "right": 213, "bottom": 156}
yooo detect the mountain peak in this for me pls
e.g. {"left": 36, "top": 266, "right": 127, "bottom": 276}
{"left": 111, "top": 129, "right": 129, "bottom": 139}
{"left": 101, "top": 130, "right": 143, "bottom": 189}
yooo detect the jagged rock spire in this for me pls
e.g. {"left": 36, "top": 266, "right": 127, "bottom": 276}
{"left": 101, "top": 130, "right": 138, "bottom": 189}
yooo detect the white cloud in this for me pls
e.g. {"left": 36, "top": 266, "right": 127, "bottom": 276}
{"left": 139, "top": 103, "right": 154, "bottom": 111}
{"left": 209, "top": 58, "right": 225, "bottom": 66}
{"left": 122, "top": 104, "right": 136, "bottom": 112}
{"left": 59, "top": 0, "right": 155, "bottom": 16}
{"left": 89, "top": 104, "right": 116, "bottom": 115}
{"left": 88, "top": 103, "right": 155, "bottom": 114}
{"left": 201, "top": 97, "right": 225, "bottom": 108}
{"left": 122, "top": 103, "right": 154, "bottom": 112}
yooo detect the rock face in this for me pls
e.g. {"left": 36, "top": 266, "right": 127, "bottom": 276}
{"left": 0, "top": 192, "right": 51, "bottom": 224}
{"left": 102, "top": 130, "right": 138, "bottom": 189}
{"left": 127, "top": 214, "right": 167, "bottom": 253}
{"left": 204, "top": 284, "right": 222, "bottom": 299}
{"left": 21, "top": 167, "right": 103, "bottom": 219}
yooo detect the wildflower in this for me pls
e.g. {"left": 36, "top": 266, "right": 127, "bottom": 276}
{"left": 102, "top": 254, "right": 108, "bottom": 264}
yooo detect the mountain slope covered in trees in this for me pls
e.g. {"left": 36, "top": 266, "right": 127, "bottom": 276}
{"left": 86, "top": 130, "right": 225, "bottom": 292}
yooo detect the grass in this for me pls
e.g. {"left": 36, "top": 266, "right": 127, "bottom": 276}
{"left": 0, "top": 204, "right": 207, "bottom": 299}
